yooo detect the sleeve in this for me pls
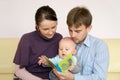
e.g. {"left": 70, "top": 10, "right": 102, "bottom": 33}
{"left": 49, "top": 55, "right": 60, "bottom": 65}
{"left": 14, "top": 64, "right": 42, "bottom": 80}
{"left": 74, "top": 41, "right": 109, "bottom": 80}
{"left": 71, "top": 56, "right": 81, "bottom": 74}
{"left": 13, "top": 35, "right": 30, "bottom": 67}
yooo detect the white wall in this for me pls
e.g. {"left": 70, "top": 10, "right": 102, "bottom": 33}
{"left": 0, "top": 0, "right": 120, "bottom": 38}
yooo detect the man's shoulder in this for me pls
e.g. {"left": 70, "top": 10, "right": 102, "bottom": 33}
{"left": 88, "top": 35, "right": 108, "bottom": 48}
{"left": 88, "top": 35, "right": 105, "bottom": 43}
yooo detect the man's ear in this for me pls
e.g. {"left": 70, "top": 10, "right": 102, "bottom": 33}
{"left": 87, "top": 25, "right": 92, "bottom": 32}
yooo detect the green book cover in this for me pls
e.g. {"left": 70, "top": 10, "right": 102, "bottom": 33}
{"left": 58, "top": 54, "right": 74, "bottom": 72}
{"left": 45, "top": 54, "right": 74, "bottom": 72}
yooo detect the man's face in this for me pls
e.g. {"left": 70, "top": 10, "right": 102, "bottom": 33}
{"left": 68, "top": 24, "right": 91, "bottom": 44}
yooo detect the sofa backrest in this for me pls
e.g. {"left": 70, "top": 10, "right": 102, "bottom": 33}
{"left": 104, "top": 39, "right": 120, "bottom": 72}
{"left": 0, "top": 38, "right": 19, "bottom": 73}
{"left": 0, "top": 38, "right": 120, "bottom": 74}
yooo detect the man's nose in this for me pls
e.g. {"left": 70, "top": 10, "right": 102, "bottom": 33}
{"left": 71, "top": 32, "right": 76, "bottom": 37}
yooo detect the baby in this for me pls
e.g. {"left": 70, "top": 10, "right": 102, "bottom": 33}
{"left": 38, "top": 37, "right": 81, "bottom": 80}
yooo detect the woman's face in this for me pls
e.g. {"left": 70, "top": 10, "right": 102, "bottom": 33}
{"left": 37, "top": 20, "right": 57, "bottom": 39}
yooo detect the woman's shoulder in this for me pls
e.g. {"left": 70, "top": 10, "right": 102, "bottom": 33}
{"left": 22, "top": 30, "right": 39, "bottom": 38}
{"left": 19, "top": 31, "right": 36, "bottom": 41}
{"left": 22, "top": 31, "right": 36, "bottom": 37}
{"left": 55, "top": 32, "right": 62, "bottom": 37}
{"left": 54, "top": 32, "right": 63, "bottom": 40}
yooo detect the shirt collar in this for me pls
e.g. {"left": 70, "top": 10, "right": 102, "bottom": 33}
{"left": 83, "top": 35, "right": 90, "bottom": 47}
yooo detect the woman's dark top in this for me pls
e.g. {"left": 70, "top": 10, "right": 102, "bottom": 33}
{"left": 13, "top": 30, "right": 62, "bottom": 79}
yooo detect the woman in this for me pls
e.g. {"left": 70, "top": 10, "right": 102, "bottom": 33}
{"left": 13, "top": 5, "right": 62, "bottom": 80}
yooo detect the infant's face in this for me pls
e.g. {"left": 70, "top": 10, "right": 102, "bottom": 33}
{"left": 58, "top": 40, "right": 76, "bottom": 59}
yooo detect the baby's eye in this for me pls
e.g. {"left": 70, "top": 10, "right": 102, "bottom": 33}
{"left": 60, "top": 49, "right": 63, "bottom": 50}
{"left": 65, "top": 49, "right": 69, "bottom": 51}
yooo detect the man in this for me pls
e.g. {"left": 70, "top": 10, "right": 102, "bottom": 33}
{"left": 54, "top": 6, "right": 109, "bottom": 80}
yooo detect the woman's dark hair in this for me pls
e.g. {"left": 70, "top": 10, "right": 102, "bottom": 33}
{"left": 35, "top": 5, "right": 57, "bottom": 26}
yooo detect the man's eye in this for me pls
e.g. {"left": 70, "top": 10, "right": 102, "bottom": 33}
{"left": 75, "top": 30, "right": 81, "bottom": 33}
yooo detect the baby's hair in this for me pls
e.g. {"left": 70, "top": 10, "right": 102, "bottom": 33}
{"left": 59, "top": 37, "right": 76, "bottom": 45}
{"left": 59, "top": 37, "right": 76, "bottom": 55}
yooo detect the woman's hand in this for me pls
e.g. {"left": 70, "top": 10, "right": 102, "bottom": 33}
{"left": 38, "top": 55, "right": 47, "bottom": 65}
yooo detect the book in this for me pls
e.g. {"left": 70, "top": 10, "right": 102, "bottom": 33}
{"left": 45, "top": 57, "right": 56, "bottom": 69}
{"left": 46, "top": 54, "right": 74, "bottom": 72}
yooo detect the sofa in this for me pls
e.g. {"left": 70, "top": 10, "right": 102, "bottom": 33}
{"left": 104, "top": 39, "right": 120, "bottom": 80}
{"left": 0, "top": 38, "right": 120, "bottom": 80}
{"left": 0, "top": 38, "right": 19, "bottom": 80}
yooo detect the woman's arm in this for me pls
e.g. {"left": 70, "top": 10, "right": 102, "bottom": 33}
{"left": 14, "top": 64, "right": 44, "bottom": 80}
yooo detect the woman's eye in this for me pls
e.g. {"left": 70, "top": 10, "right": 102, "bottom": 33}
{"left": 52, "top": 26, "right": 56, "bottom": 29}
{"left": 43, "top": 29, "right": 49, "bottom": 31}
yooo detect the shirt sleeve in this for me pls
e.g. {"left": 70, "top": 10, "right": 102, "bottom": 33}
{"left": 13, "top": 35, "right": 30, "bottom": 67}
{"left": 71, "top": 56, "right": 81, "bottom": 74}
{"left": 74, "top": 41, "right": 109, "bottom": 80}
{"left": 49, "top": 55, "right": 61, "bottom": 65}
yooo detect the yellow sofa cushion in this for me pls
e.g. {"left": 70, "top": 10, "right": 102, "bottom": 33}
{"left": 104, "top": 39, "right": 120, "bottom": 72}
{"left": 0, "top": 38, "right": 19, "bottom": 73}
{"left": 0, "top": 38, "right": 120, "bottom": 80}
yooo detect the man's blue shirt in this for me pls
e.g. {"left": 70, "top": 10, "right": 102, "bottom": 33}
{"left": 75, "top": 35, "right": 109, "bottom": 80}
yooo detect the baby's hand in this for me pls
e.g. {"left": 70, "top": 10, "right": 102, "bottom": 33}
{"left": 38, "top": 55, "right": 47, "bottom": 65}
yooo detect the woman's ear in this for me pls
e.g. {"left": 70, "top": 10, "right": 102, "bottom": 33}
{"left": 36, "top": 25, "right": 39, "bottom": 31}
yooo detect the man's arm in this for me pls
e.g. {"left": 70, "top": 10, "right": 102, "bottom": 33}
{"left": 53, "top": 69, "right": 74, "bottom": 80}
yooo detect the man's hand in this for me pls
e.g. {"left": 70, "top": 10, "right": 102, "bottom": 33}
{"left": 68, "top": 64, "right": 74, "bottom": 72}
{"left": 53, "top": 69, "right": 74, "bottom": 80}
